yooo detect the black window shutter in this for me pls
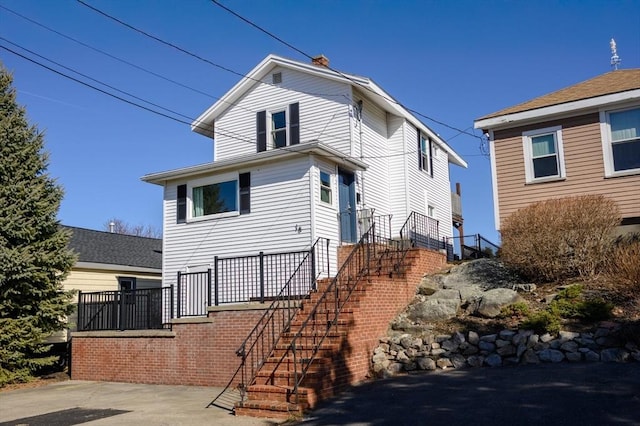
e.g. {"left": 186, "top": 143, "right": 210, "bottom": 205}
{"left": 417, "top": 131, "right": 423, "bottom": 170}
{"left": 257, "top": 111, "right": 266, "bottom": 152}
{"left": 429, "top": 139, "right": 434, "bottom": 177}
{"left": 239, "top": 172, "right": 250, "bottom": 214}
{"left": 177, "top": 184, "right": 187, "bottom": 223}
{"left": 289, "top": 102, "right": 300, "bottom": 145}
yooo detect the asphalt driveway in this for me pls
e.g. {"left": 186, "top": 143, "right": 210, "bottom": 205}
{"left": 297, "top": 362, "right": 640, "bottom": 425}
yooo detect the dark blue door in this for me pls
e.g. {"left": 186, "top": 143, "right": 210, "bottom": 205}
{"left": 338, "top": 170, "right": 357, "bottom": 243}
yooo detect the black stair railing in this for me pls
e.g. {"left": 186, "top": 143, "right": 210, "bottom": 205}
{"left": 209, "top": 237, "right": 330, "bottom": 409}
{"left": 279, "top": 215, "right": 406, "bottom": 405}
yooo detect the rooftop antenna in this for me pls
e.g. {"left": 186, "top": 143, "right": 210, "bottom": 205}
{"left": 610, "top": 38, "right": 621, "bottom": 70}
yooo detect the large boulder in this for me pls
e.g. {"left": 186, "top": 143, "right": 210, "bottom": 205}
{"left": 477, "top": 288, "right": 523, "bottom": 318}
{"left": 442, "top": 258, "right": 525, "bottom": 291}
{"left": 406, "top": 298, "right": 460, "bottom": 322}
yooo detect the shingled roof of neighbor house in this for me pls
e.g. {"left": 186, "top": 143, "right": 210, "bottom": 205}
{"left": 64, "top": 226, "right": 162, "bottom": 270}
{"left": 478, "top": 69, "right": 640, "bottom": 120}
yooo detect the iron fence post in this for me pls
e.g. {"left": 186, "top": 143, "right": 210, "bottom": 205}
{"left": 118, "top": 290, "right": 125, "bottom": 331}
{"left": 310, "top": 246, "right": 316, "bottom": 291}
{"left": 326, "top": 238, "right": 330, "bottom": 277}
{"left": 259, "top": 251, "right": 265, "bottom": 303}
{"left": 177, "top": 271, "right": 182, "bottom": 319}
{"left": 77, "top": 291, "right": 83, "bottom": 331}
{"left": 207, "top": 268, "right": 212, "bottom": 308}
{"left": 214, "top": 257, "right": 219, "bottom": 306}
{"left": 169, "top": 285, "right": 174, "bottom": 321}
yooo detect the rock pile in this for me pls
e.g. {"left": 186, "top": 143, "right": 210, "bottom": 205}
{"left": 372, "top": 322, "right": 640, "bottom": 377}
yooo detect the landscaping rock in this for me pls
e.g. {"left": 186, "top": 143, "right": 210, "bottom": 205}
{"left": 601, "top": 348, "right": 630, "bottom": 363}
{"left": 417, "top": 357, "right": 436, "bottom": 370}
{"left": 539, "top": 349, "right": 564, "bottom": 363}
{"left": 477, "top": 289, "right": 523, "bottom": 318}
{"left": 406, "top": 299, "right": 460, "bottom": 322}
{"left": 485, "top": 354, "right": 502, "bottom": 367}
{"left": 468, "top": 331, "right": 480, "bottom": 345}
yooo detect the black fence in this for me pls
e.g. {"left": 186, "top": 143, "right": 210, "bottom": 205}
{"left": 447, "top": 234, "right": 500, "bottom": 261}
{"left": 399, "top": 211, "right": 444, "bottom": 251}
{"left": 176, "top": 239, "right": 331, "bottom": 318}
{"left": 77, "top": 287, "right": 173, "bottom": 331}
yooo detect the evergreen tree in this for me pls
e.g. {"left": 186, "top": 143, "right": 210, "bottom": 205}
{"left": 0, "top": 64, "right": 75, "bottom": 385}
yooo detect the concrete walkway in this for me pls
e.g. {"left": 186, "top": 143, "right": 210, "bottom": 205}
{"left": 0, "top": 381, "right": 282, "bottom": 426}
{"left": 296, "top": 362, "right": 640, "bottom": 425}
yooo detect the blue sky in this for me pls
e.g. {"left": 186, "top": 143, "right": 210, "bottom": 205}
{"left": 1, "top": 0, "right": 639, "bottom": 243}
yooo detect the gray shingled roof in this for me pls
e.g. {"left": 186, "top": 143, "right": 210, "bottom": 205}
{"left": 63, "top": 226, "right": 162, "bottom": 270}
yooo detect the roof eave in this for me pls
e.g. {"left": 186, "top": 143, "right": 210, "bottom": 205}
{"left": 475, "top": 88, "right": 640, "bottom": 131}
{"left": 141, "top": 141, "right": 368, "bottom": 185}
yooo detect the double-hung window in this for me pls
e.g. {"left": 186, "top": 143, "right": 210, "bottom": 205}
{"left": 418, "top": 133, "right": 432, "bottom": 175}
{"left": 602, "top": 107, "right": 640, "bottom": 176}
{"left": 522, "top": 126, "right": 565, "bottom": 183}
{"left": 271, "top": 110, "right": 287, "bottom": 148}
{"left": 320, "top": 171, "right": 332, "bottom": 204}
{"left": 257, "top": 102, "right": 300, "bottom": 152}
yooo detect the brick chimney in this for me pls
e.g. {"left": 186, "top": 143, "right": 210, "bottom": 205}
{"left": 311, "top": 54, "right": 329, "bottom": 68}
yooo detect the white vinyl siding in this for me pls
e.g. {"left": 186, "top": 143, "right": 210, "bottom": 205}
{"left": 161, "top": 158, "right": 313, "bottom": 288}
{"left": 404, "top": 122, "right": 453, "bottom": 241}
{"left": 213, "top": 67, "right": 352, "bottom": 161}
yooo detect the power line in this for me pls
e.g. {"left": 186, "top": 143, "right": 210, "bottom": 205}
{"left": 0, "top": 4, "right": 217, "bottom": 101}
{"left": 209, "top": 0, "right": 482, "bottom": 142}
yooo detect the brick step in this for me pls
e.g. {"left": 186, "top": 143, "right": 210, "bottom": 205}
{"left": 253, "top": 367, "right": 327, "bottom": 387}
{"left": 234, "top": 400, "right": 303, "bottom": 420}
{"left": 259, "top": 355, "right": 332, "bottom": 376}
{"left": 244, "top": 384, "right": 316, "bottom": 406}
{"left": 271, "top": 342, "right": 339, "bottom": 359}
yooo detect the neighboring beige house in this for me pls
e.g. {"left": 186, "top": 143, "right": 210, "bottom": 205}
{"left": 48, "top": 226, "right": 162, "bottom": 343}
{"left": 474, "top": 69, "right": 640, "bottom": 233}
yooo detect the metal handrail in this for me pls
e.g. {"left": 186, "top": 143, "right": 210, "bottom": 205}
{"left": 231, "top": 237, "right": 330, "bottom": 402}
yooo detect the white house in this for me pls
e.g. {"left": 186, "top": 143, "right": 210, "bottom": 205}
{"left": 142, "top": 54, "right": 467, "bottom": 303}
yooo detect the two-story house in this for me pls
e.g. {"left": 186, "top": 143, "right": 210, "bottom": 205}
{"left": 474, "top": 69, "right": 640, "bottom": 233}
{"left": 143, "top": 54, "right": 467, "bottom": 298}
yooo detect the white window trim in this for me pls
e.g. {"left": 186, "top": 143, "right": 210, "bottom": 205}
{"left": 186, "top": 172, "right": 239, "bottom": 222}
{"left": 599, "top": 106, "right": 640, "bottom": 178}
{"left": 420, "top": 134, "right": 431, "bottom": 174}
{"left": 269, "top": 106, "right": 289, "bottom": 149}
{"left": 319, "top": 169, "right": 333, "bottom": 206}
{"left": 522, "top": 125, "right": 566, "bottom": 184}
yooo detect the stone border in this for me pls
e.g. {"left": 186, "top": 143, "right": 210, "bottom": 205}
{"left": 372, "top": 322, "right": 639, "bottom": 377}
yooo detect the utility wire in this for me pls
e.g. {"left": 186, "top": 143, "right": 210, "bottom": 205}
{"left": 0, "top": 4, "right": 217, "bottom": 101}
{"left": 209, "top": 0, "right": 482, "bottom": 142}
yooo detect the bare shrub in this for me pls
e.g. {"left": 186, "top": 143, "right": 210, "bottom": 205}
{"left": 500, "top": 195, "right": 620, "bottom": 282}
{"left": 607, "top": 234, "right": 640, "bottom": 290}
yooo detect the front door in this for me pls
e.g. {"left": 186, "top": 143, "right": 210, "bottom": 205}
{"left": 338, "top": 170, "right": 357, "bottom": 243}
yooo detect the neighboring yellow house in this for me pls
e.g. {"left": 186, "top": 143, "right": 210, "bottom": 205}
{"left": 49, "top": 226, "right": 162, "bottom": 343}
{"left": 474, "top": 69, "right": 640, "bottom": 233}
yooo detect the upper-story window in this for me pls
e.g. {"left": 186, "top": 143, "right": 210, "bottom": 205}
{"left": 601, "top": 106, "right": 640, "bottom": 177}
{"left": 257, "top": 103, "right": 299, "bottom": 152}
{"left": 271, "top": 110, "right": 287, "bottom": 148}
{"left": 522, "top": 126, "right": 566, "bottom": 183}
{"left": 418, "top": 133, "right": 433, "bottom": 176}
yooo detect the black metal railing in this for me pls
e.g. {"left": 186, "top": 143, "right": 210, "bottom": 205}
{"left": 283, "top": 216, "right": 404, "bottom": 405}
{"left": 399, "top": 211, "right": 443, "bottom": 251}
{"left": 209, "top": 238, "right": 330, "bottom": 409}
{"left": 337, "top": 209, "right": 393, "bottom": 244}
{"left": 77, "top": 287, "right": 173, "bottom": 331}
{"left": 176, "top": 244, "right": 330, "bottom": 318}
{"left": 446, "top": 234, "right": 500, "bottom": 261}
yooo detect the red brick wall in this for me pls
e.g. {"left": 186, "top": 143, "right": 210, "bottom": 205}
{"left": 71, "top": 308, "right": 266, "bottom": 386}
{"left": 329, "top": 248, "right": 446, "bottom": 388}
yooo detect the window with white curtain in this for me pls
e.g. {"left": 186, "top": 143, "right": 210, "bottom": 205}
{"left": 522, "top": 126, "right": 566, "bottom": 183}
{"left": 602, "top": 107, "right": 640, "bottom": 176}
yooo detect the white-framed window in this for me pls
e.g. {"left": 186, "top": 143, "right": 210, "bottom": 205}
{"left": 601, "top": 106, "right": 640, "bottom": 177}
{"left": 522, "top": 126, "right": 566, "bottom": 183}
{"left": 419, "top": 134, "right": 431, "bottom": 174}
{"left": 187, "top": 172, "right": 239, "bottom": 221}
{"left": 271, "top": 109, "right": 288, "bottom": 148}
{"left": 319, "top": 170, "right": 332, "bottom": 205}
{"left": 427, "top": 204, "right": 435, "bottom": 218}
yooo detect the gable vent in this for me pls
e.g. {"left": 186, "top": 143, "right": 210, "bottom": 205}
{"left": 272, "top": 72, "right": 282, "bottom": 84}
